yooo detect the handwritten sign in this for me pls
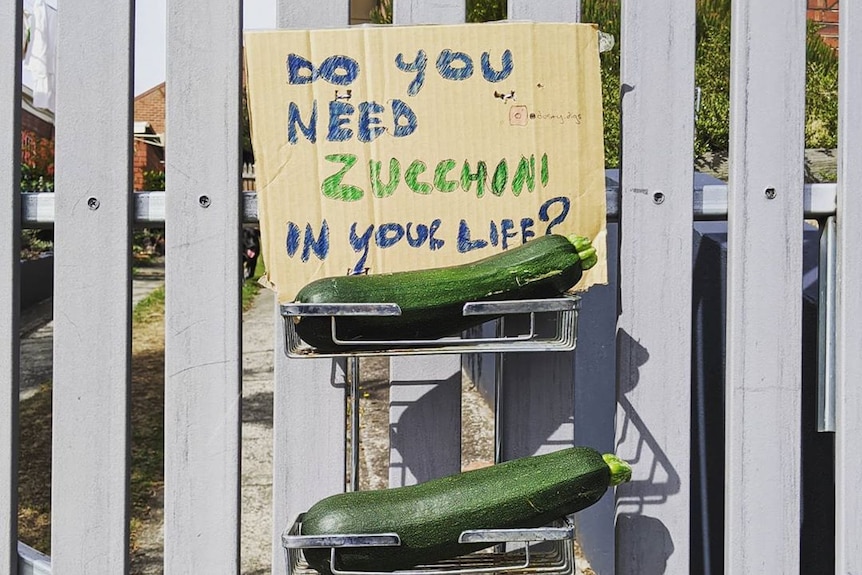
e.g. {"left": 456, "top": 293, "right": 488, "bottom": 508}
{"left": 245, "top": 22, "right": 607, "bottom": 302}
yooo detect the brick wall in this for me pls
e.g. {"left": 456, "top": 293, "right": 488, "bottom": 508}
{"left": 134, "top": 83, "right": 166, "bottom": 135}
{"left": 134, "top": 84, "right": 166, "bottom": 190}
{"left": 808, "top": 0, "right": 839, "bottom": 48}
{"left": 21, "top": 109, "right": 54, "bottom": 140}
{"left": 133, "top": 139, "right": 164, "bottom": 191}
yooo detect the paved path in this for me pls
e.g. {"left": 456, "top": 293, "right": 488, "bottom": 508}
{"left": 117, "top": 281, "right": 276, "bottom": 575}
{"left": 241, "top": 287, "right": 276, "bottom": 575}
{"left": 19, "top": 269, "right": 166, "bottom": 401}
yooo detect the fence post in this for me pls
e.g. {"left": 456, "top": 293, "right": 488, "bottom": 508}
{"left": 51, "top": 0, "right": 134, "bottom": 571}
{"left": 724, "top": 0, "right": 805, "bottom": 572}
{"left": 615, "top": 0, "right": 695, "bottom": 573}
{"left": 0, "top": 0, "right": 22, "bottom": 571}
{"left": 836, "top": 1, "right": 862, "bottom": 571}
{"left": 386, "top": 0, "right": 466, "bottom": 491}
{"left": 495, "top": 3, "right": 580, "bottom": 461}
{"left": 393, "top": 0, "right": 463, "bottom": 25}
{"left": 270, "top": 4, "right": 351, "bottom": 574}
{"left": 163, "top": 0, "right": 243, "bottom": 570}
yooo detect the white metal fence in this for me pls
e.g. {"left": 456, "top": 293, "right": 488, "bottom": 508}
{"left": 2, "top": 0, "right": 860, "bottom": 574}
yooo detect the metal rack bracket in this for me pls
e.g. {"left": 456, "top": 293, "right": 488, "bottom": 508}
{"left": 280, "top": 296, "right": 581, "bottom": 358}
{"left": 282, "top": 515, "right": 576, "bottom": 575}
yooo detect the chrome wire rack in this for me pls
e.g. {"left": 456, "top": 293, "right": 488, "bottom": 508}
{"left": 280, "top": 296, "right": 581, "bottom": 358}
{"left": 282, "top": 515, "right": 577, "bottom": 575}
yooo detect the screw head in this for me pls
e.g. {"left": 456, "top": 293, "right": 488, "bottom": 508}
{"left": 199, "top": 195, "right": 211, "bottom": 208}
{"left": 87, "top": 197, "right": 100, "bottom": 210}
{"left": 765, "top": 187, "right": 776, "bottom": 200}
{"left": 653, "top": 191, "right": 665, "bottom": 205}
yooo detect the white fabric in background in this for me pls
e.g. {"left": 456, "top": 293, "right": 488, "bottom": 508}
{"left": 22, "top": 10, "right": 31, "bottom": 56}
{"left": 23, "top": 0, "right": 57, "bottom": 112}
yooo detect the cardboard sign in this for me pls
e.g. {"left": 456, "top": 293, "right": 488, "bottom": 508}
{"left": 245, "top": 22, "right": 607, "bottom": 302}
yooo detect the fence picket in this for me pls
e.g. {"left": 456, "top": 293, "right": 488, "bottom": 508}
{"left": 490, "top": 1, "right": 579, "bottom": 459}
{"left": 614, "top": 1, "right": 696, "bottom": 574}
{"left": 0, "top": 0, "right": 22, "bottom": 572}
{"left": 836, "top": 2, "right": 862, "bottom": 571}
{"left": 271, "top": 3, "right": 352, "bottom": 574}
{"left": 393, "top": 0, "right": 463, "bottom": 25}
{"left": 164, "top": 0, "right": 243, "bottom": 571}
{"left": 507, "top": 2, "right": 579, "bottom": 22}
{"left": 724, "top": 0, "right": 805, "bottom": 572}
{"left": 389, "top": 358, "right": 461, "bottom": 487}
{"left": 495, "top": 2, "right": 580, "bottom": 462}
{"left": 271, "top": 328, "right": 347, "bottom": 575}
{"left": 50, "top": 0, "right": 134, "bottom": 571}
{"left": 386, "top": 0, "right": 466, "bottom": 491}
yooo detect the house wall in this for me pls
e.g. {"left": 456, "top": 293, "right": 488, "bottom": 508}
{"left": 133, "top": 139, "right": 164, "bottom": 190}
{"left": 134, "top": 83, "right": 166, "bottom": 135}
{"left": 808, "top": 0, "right": 839, "bottom": 47}
{"left": 133, "top": 84, "right": 166, "bottom": 190}
{"left": 21, "top": 109, "right": 54, "bottom": 140}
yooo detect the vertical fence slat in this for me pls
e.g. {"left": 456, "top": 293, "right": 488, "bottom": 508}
{"left": 393, "top": 0, "right": 464, "bottom": 25}
{"left": 496, "top": 0, "right": 579, "bottom": 462}
{"left": 507, "top": 1, "right": 579, "bottom": 22}
{"left": 51, "top": 0, "right": 134, "bottom": 571}
{"left": 836, "top": 1, "right": 862, "bottom": 571}
{"left": 271, "top": 4, "right": 351, "bottom": 574}
{"left": 387, "top": 353, "right": 461, "bottom": 487}
{"left": 724, "top": 0, "right": 805, "bottom": 572}
{"left": 276, "top": 1, "right": 349, "bottom": 29}
{"left": 495, "top": 3, "right": 578, "bottom": 454}
{"left": 272, "top": 322, "right": 347, "bottom": 575}
{"left": 164, "top": 0, "right": 243, "bottom": 571}
{"left": 387, "top": 0, "right": 465, "bottom": 489}
{"left": 389, "top": 359, "right": 461, "bottom": 486}
{"left": 571, "top": 229, "right": 617, "bottom": 575}
{"left": 615, "top": 0, "right": 695, "bottom": 573}
{"left": 0, "top": 0, "right": 21, "bottom": 571}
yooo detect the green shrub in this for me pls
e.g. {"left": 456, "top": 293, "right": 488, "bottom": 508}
{"left": 142, "top": 169, "right": 165, "bottom": 191}
{"left": 467, "top": 0, "right": 505, "bottom": 23}
{"left": 583, "top": 0, "right": 621, "bottom": 167}
{"left": 693, "top": 12, "right": 839, "bottom": 157}
{"left": 370, "top": 0, "right": 391, "bottom": 24}
{"left": 806, "top": 23, "right": 838, "bottom": 150}
{"left": 694, "top": 14, "right": 731, "bottom": 158}
{"left": 21, "top": 130, "right": 54, "bottom": 192}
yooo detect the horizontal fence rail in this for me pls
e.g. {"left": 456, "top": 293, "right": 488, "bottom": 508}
{"left": 17, "top": 184, "right": 840, "bottom": 228}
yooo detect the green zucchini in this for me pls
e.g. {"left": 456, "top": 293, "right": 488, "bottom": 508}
{"left": 293, "top": 233, "right": 597, "bottom": 350}
{"left": 300, "top": 447, "right": 631, "bottom": 574}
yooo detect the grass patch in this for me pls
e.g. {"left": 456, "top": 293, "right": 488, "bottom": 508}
{"left": 129, "top": 286, "right": 167, "bottom": 554}
{"left": 18, "top": 384, "right": 52, "bottom": 552}
{"left": 242, "top": 256, "right": 266, "bottom": 311}
{"left": 133, "top": 285, "right": 166, "bottom": 324}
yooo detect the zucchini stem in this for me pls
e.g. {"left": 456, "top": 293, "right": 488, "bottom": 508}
{"left": 566, "top": 234, "right": 598, "bottom": 271}
{"left": 602, "top": 453, "right": 633, "bottom": 486}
